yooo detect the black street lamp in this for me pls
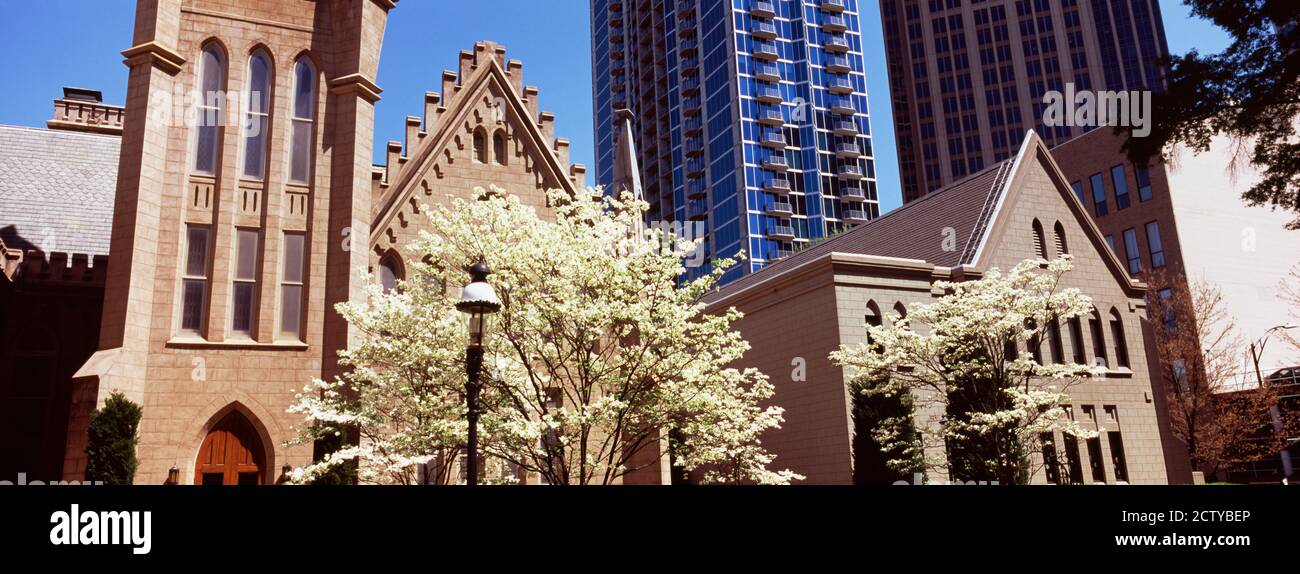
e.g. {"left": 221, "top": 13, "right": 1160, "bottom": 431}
{"left": 456, "top": 258, "right": 500, "bottom": 486}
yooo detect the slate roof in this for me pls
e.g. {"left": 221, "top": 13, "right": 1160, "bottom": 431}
{"left": 0, "top": 124, "right": 120, "bottom": 257}
{"left": 704, "top": 152, "right": 1018, "bottom": 303}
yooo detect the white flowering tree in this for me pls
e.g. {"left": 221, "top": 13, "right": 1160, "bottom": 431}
{"left": 831, "top": 256, "right": 1102, "bottom": 485}
{"left": 289, "top": 187, "right": 800, "bottom": 485}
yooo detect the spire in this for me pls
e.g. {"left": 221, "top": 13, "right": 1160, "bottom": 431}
{"left": 612, "top": 108, "right": 643, "bottom": 203}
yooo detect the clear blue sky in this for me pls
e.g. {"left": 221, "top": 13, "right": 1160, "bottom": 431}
{"left": 0, "top": 1, "right": 1230, "bottom": 215}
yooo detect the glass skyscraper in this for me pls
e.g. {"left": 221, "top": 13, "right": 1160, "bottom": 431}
{"left": 880, "top": 0, "right": 1170, "bottom": 202}
{"left": 591, "top": 0, "right": 880, "bottom": 283}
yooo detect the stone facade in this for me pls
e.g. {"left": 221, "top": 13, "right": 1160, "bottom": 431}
{"left": 45, "top": 1, "right": 590, "bottom": 485}
{"left": 703, "top": 132, "right": 1185, "bottom": 484}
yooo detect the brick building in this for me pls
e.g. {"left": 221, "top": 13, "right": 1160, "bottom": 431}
{"left": 703, "top": 131, "right": 1190, "bottom": 484}
{"left": 0, "top": 0, "right": 591, "bottom": 485}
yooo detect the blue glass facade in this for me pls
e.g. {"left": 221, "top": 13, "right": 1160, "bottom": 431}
{"left": 591, "top": 0, "right": 879, "bottom": 284}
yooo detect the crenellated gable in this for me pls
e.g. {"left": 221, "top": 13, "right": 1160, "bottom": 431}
{"left": 369, "top": 41, "right": 589, "bottom": 261}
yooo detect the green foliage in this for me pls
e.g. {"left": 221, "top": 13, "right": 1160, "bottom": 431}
{"left": 84, "top": 392, "right": 142, "bottom": 485}
{"left": 309, "top": 424, "right": 359, "bottom": 485}
{"left": 1126, "top": 0, "right": 1300, "bottom": 228}
{"left": 850, "top": 375, "right": 924, "bottom": 485}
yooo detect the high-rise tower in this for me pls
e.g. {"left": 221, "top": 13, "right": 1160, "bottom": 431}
{"left": 881, "top": 0, "right": 1170, "bottom": 202}
{"left": 592, "top": 0, "right": 881, "bottom": 283}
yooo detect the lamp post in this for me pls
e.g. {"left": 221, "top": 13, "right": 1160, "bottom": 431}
{"left": 456, "top": 258, "right": 500, "bottom": 486}
{"left": 1249, "top": 324, "right": 1298, "bottom": 480}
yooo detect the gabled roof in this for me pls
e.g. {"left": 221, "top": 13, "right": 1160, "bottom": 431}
{"left": 705, "top": 131, "right": 1143, "bottom": 304}
{"left": 369, "top": 41, "right": 583, "bottom": 245}
{"left": 0, "top": 124, "right": 119, "bottom": 257}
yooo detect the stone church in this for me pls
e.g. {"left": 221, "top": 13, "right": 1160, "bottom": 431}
{"left": 0, "top": 0, "right": 587, "bottom": 485}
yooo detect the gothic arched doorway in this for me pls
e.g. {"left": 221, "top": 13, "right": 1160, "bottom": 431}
{"left": 194, "top": 410, "right": 266, "bottom": 485}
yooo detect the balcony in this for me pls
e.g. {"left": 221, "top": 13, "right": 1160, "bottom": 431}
{"left": 679, "top": 16, "right": 696, "bottom": 32}
{"left": 612, "top": 45, "right": 626, "bottom": 59}
{"left": 688, "top": 198, "right": 709, "bottom": 221}
{"left": 611, "top": 61, "right": 625, "bottom": 76}
{"left": 843, "top": 209, "right": 869, "bottom": 224}
{"left": 683, "top": 96, "right": 702, "bottom": 114}
{"left": 760, "top": 131, "right": 786, "bottom": 148}
{"left": 685, "top": 158, "right": 705, "bottom": 177}
{"left": 822, "top": 14, "right": 847, "bottom": 32}
{"left": 820, "top": 0, "right": 846, "bottom": 13}
{"left": 758, "top": 107, "right": 785, "bottom": 126}
{"left": 683, "top": 116, "right": 703, "bottom": 135}
{"left": 755, "top": 84, "right": 782, "bottom": 103}
{"left": 772, "top": 248, "right": 795, "bottom": 260}
{"left": 686, "top": 179, "right": 707, "bottom": 199}
{"left": 827, "top": 76, "right": 853, "bottom": 94}
{"left": 835, "top": 142, "right": 861, "bottom": 158}
{"left": 677, "top": 1, "right": 694, "bottom": 15}
{"left": 766, "top": 225, "right": 796, "bottom": 240}
{"left": 839, "top": 185, "right": 866, "bottom": 200}
{"left": 685, "top": 136, "right": 704, "bottom": 156}
{"left": 829, "top": 96, "right": 856, "bottom": 114}
{"left": 837, "top": 164, "right": 864, "bottom": 180}
{"left": 825, "top": 36, "right": 850, "bottom": 52}
{"left": 753, "top": 41, "right": 779, "bottom": 60}
{"left": 681, "top": 57, "right": 700, "bottom": 71}
{"left": 681, "top": 76, "right": 700, "bottom": 94}
{"left": 751, "top": 0, "right": 776, "bottom": 18}
{"left": 761, "top": 154, "right": 788, "bottom": 171}
{"left": 754, "top": 63, "right": 781, "bottom": 82}
{"left": 832, "top": 119, "right": 857, "bottom": 136}
{"left": 825, "top": 54, "right": 850, "bottom": 73}
{"left": 762, "top": 177, "right": 791, "bottom": 194}
{"left": 752, "top": 21, "right": 778, "bottom": 39}
{"left": 766, "top": 201, "right": 793, "bottom": 216}
{"left": 680, "top": 37, "right": 699, "bottom": 54}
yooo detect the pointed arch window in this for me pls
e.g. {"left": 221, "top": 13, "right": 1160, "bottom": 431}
{"left": 493, "top": 130, "right": 508, "bottom": 165}
{"left": 193, "top": 43, "right": 226, "bottom": 175}
{"left": 893, "top": 302, "right": 907, "bottom": 325}
{"left": 1109, "top": 308, "right": 1130, "bottom": 368}
{"left": 1053, "top": 221, "right": 1068, "bottom": 256}
{"left": 379, "top": 252, "right": 404, "bottom": 293}
{"left": 289, "top": 57, "right": 316, "bottom": 184}
{"left": 241, "top": 50, "right": 272, "bottom": 180}
{"left": 473, "top": 129, "right": 487, "bottom": 163}
{"left": 1089, "top": 308, "right": 1108, "bottom": 368}
{"left": 1032, "top": 219, "right": 1048, "bottom": 260}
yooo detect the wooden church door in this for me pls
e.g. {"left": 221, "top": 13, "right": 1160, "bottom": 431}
{"left": 194, "top": 410, "right": 266, "bottom": 485}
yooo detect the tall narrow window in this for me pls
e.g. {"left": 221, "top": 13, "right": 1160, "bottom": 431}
{"left": 493, "top": 131, "right": 507, "bottom": 165}
{"left": 865, "top": 300, "right": 882, "bottom": 351}
{"left": 1063, "top": 432, "right": 1084, "bottom": 484}
{"left": 1122, "top": 228, "right": 1141, "bottom": 274}
{"left": 1041, "top": 433, "right": 1060, "bottom": 484}
{"left": 1158, "top": 288, "right": 1177, "bottom": 333}
{"left": 1107, "top": 426, "right": 1129, "bottom": 483}
{"left": 379, "top": 252, "right": 403, "bottom": 293}
{"left": 242, "top": 50, "right": 272, "bottom": 180}
{"left": 289, "top": 58, "right": 316, "bottom": 184}
{"left": 1047, "top": 319, "right": 1064, "bottom": 364}
{"left": 1068, "top": 316, "right": 1086, "bottom": 364}
{"left": 1135, "top": 165, "right": 1153, "bottom": 201}
{"left": 1086, "top": 435, "right": 1106, "bottom": 482}
{"left": 473, "top": 129, "right": 486, "bottom": 163}
{"left": 1145, "top": 221, "right": 1165, "bottom": 268}
{"left": 1109, "top": 308, "right": 1130, "bottom": 368}
{"left": 280, "top": 232, "right": 305, "bottom": 340}
{"left": 1111, "top": 165, "right": 1130, "bottom": 210}
{"left": 1070, "top": 181, "right": 1085, "bottom": 204}
{"left": 1090, "top": 173, "right": 1107, "bottom": 216}
{"left": 181, "top": 225, "right": 211, "bottom": 334}
{"left": 893, "top": 302, "right": 908, "bottom": 324}
{"left": 232, "top": 229, "right": 260, "bottom": 335}
{"left": 1089, "top": 308, "right": 1108, "bottom": 368}
{"left": 193, "top": 44, "right": 226, "bottom": 175}
{"left": 1032, "top": 219, "right": 1048, "bottom": 260}
{"left": 1052, "top": 221, "right": 1068, "bottom": 256}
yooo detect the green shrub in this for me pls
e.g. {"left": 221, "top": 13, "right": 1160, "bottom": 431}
{"left": 84, "top": 392, "right": 143, "bottom": 485}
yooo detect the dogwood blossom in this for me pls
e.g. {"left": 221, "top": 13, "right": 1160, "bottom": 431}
{"left": 289, "top": 187, "right": 800, "bottom": 485}
{"left": 831, "top": 256, "right": 1103, "bottom": 484}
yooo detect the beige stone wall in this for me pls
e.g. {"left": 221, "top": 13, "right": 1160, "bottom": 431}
{"left": 67, "top": 0, "right": 393, "bottom": 484}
